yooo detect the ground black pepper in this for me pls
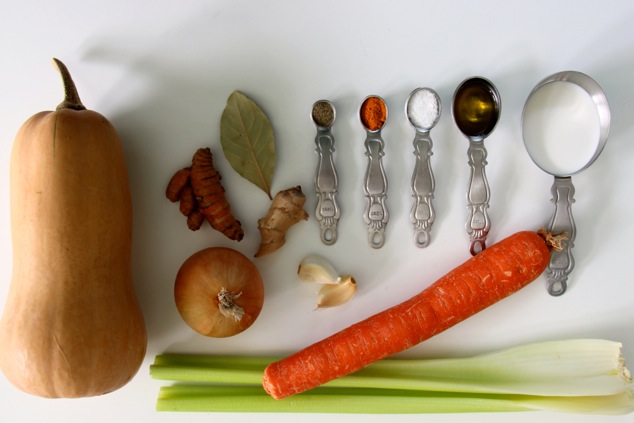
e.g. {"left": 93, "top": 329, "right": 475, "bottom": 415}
{"left": 312, "top": 100, "right": 335, "bottom": 127}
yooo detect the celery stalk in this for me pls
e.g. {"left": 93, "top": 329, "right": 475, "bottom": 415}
{"left": 155, "top": 385, "right": 634, "bottom": 415}
{"left": 150, "top": 339, "right": 632, "bottom": 397}
{"left": 153, "top": 353, "right": 272, "bottom": 369}
{"left": 157, "top": 386, "right": 532, "bottom": 413}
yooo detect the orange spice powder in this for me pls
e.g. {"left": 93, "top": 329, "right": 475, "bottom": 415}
{"left": 360, "top": 96, "right": 387, "bottom": 131}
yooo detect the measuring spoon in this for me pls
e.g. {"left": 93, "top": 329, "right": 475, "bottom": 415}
{"left": 312, "top": 100, "right": 340, "bottom": 245}
{"left": 521, "top": 71, "right": 610, "bottom": 296}
{"left": 406, "top": 87, "right": 441, "bottom": 248}
{"left": 360, "top": 95, "right": 389, "bottom": 248}
{"left": 452, "top": 77, "right": 501, "bottom": 255}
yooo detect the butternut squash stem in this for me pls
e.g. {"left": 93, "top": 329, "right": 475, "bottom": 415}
{"left": 52, "top": 58, "right": 86, "bottom": 111}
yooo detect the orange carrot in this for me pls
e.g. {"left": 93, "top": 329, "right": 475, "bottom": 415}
{"left": 189, "top": 148, "right": 244, "bottom": 241}
{"left": 262, "top": 231, "right": 551, "bottom": 399}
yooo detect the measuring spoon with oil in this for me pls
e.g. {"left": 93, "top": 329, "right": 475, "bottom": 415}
{"left": 452, "top": 77, "right": 501, "bottom": 255}
{"left": 522, "top": 71, "right": 610, "bottom": 296}
{"left": 360, "top": 95, "right": 389, "bottom": 248}
{"left": 406, "top": 87, "right": 441, "bottom": 248}
{"left": 311, "top": 100, "right": 340, "bottom": 245}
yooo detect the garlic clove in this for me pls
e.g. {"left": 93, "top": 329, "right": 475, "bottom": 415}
{"left": 298, "top": 254, "right": 340, "bottom": 284}
{"left": 316, "top": 275, "right": 357, "bottom": 308}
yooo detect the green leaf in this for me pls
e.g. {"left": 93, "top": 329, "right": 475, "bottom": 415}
{"left": 220, "top": 91, "right": 276, "bottom": 200}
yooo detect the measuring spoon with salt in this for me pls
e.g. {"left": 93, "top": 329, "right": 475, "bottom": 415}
{"left": 452, "top": 77, "right": 501, "bottom": 255}
{"left": 360, "top": 95, "right": 389, "bottom": 248}
{"left": 312, "top": 100, "right": 340, "bottom": 245}
{"left": 406, "top": 87, "right": 441, "bottom": 248}
{"left": 522, "top": 71, "right": 610, "bottom": 296}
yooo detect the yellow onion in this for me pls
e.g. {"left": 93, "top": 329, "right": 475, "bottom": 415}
{"left": 174, "top": 247, "right": 264, "bottom": 338}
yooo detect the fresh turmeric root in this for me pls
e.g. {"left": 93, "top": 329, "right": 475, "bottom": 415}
{"left": 186, "top": 209, "right": 205, "bottom": 231}
{"left": 255, "top": 186, "right": 308, "bottom": 257}
{"left": 179, "top": 186, "right": 196, "bottom": 216}
{"left": 166, "top": 167, "right": 191, "bottom": 202}
{"left": 165, "top": 147, "right": 243, "bottom": 241}
{"left": 190, "top": 148, "right": 244, "bottom": 241}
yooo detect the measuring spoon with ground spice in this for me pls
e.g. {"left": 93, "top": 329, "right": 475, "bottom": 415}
{"left": 311, "top": 100, "right": 340, "bottom": 245}
{"left": 360, "top": 95, "right": 389, "bottom": 248}
{"left": 406, "top": 87, "right": 441, "bottom": 248}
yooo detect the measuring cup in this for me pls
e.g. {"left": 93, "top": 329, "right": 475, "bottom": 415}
{"left": 452, "top": 77, "right": 501, "bottom": 255}
{"left": 521, "top": 71, "right": 610, "bottom": 296}
{"left": 406, "top": 87, "right": 441, "bottom": 248}
{"left": 360, "top": 95, "right": 389, "bottom": 248}
{"left": 312, "top": 100, "right": 340, "bottom": 245}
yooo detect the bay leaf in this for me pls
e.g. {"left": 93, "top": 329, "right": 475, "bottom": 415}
{"left": 220, "top": 90, "right": 276, "bottom": 200}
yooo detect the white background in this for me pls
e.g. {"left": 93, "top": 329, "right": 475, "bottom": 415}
{"left": 1, "top": 1, "right": 634, "bottom": 422}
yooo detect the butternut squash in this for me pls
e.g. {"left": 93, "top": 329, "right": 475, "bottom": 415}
{"left": 0, "top": 59, "right": 147, "bottom": 398}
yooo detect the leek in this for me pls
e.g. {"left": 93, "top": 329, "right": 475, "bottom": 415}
{"left": 150, "top": 339, "right": 634, "bottom": 415}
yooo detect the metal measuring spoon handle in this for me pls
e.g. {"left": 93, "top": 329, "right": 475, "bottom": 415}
{"left": 466, "top": 139, "right": 491, "bottom": 255}
{"left": 360, "top": 96, "right": 389, "bottom": 248}
{"left": 546, "top": 176, "right": 576, "bottom": 296}
{"left": 363, "top": 135, "right": 388, "bottom": 248}
{"left": 314, "top": 131, "right": 340, "bottom": 244}
{"left": 452, "top": 76, "right": 500, "bottom": 255}
{"left": 312, "top": 100, "right": 340, "bottom": 245}
{"left": 407, "top": 87, "right": 440, "bottom": 248}
{"left": 411, "top": 131, "right": 435, "bottom": 248}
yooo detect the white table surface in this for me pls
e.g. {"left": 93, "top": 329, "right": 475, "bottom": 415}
{"left": 1, "top": 1, "right": 634, "bottom": 422}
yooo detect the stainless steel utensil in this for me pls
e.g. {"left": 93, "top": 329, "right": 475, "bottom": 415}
{"left": 452, "top": 77, "right": 501, "bottom": 255}
{"left": 312, "top": 100, "right": 340, "bottom": 245}
{"left": 522, "top": 71, "right": 610, "bottom": 296}
{"left": 406, "top": 87, "right": 441, "bottom": 248}
{"left": 360, "top": 95, "right": 389, "bottom": 248}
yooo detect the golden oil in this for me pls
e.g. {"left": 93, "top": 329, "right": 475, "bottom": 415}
{"left": 453, "top": 79, "right": 500, "bottom": 138}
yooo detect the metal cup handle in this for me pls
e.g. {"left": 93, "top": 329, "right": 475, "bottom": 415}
{"left": 546, "top": 176, "right": 576, "bottom": 296}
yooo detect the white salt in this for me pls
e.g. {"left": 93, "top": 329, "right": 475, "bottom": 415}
{"left": 407, "top": 88, "right": 440, "bottom": 129}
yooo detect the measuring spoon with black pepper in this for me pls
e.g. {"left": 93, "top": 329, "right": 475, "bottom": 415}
{"left": 452, "top": 77, "right": 501, "bottom": 255}
{"left": 311, "top": 100, "right": 340, "bottom": 245}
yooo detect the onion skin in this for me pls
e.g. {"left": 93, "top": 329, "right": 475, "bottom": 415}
{"left": 174, "top": 247, "right": 264, "bottom": 338}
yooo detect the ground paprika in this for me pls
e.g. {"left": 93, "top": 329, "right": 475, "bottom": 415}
{"left": 360, "top": 96, "right": 387, "bottom": 131}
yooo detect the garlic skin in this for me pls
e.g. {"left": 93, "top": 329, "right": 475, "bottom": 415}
{"left": 297, "top": 254, "right": 340, "bottom": 284}
{"left": 317, "top": 275, "right": 357, "bottom": 308}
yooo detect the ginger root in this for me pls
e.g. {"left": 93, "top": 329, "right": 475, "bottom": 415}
{"left": 165, "top": 148, "right": 243, "bottom": 241}
{"left": 255, "top": 186, "right": 309, "bottom": 257}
